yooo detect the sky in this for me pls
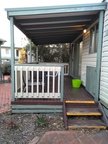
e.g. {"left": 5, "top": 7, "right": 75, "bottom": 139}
{"left": 0, "top": 0, "right": 102, "bottom": 47}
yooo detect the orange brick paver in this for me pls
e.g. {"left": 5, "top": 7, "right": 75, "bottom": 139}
{"left": 0, "top": 82, "right": 11, "bottom": 113}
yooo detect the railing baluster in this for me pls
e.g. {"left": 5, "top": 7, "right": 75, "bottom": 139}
{"left": 33, "top": 67, "right": 37, "bottom": 98}
{"left": 20, "top": 66, "right": 23, "bottom": 97}
{"left": 47, "top": 68, "right": 49, "bottom": 97}
{"left": 15, "top": 67, "right": 17, "bottom": 97}
{"left": 61, "top": 66, "right": 64, "bottom": 101}
{"left": 53, "top": 67, "right": 55, "bottom": 97}
{"left": 58, "top": 69, "right": 60, "bottom": 94}
{"left": 26, "top": 67, "right": 28, "bottom": 96}
{"left": 32, "top": 67, "right": 34, "bottom": 97}
{"left": 37, "top": 67, "right": 39, "bottom": 97}
{"left": 42, "top": 68, "right": 44, "bottom": 97}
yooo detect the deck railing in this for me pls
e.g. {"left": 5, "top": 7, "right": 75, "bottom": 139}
{"left": 14, "top": 64, "right": 64, "bottom": 100}
{"left": 63, "top": 63, "right": 69, "bottom": 76}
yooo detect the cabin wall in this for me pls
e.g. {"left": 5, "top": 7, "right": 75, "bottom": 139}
{"left": 81, "top": 31, "right": 97, "bottom": 86}
{"left": 100, "top": 8, "right": 108, "bottom": 112}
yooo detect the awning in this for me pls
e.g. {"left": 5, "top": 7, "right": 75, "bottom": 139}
{"left": 6, "top": 2, "right": 107, "bottom": 45}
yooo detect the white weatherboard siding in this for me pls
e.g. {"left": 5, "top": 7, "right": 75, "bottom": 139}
{"left": 81, "top": 31, "right": 97, "bottom": 86}
{"left": 100, "top": 9, "right": 108, "bottom": 105}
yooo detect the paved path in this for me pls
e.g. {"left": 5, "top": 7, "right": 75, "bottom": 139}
{"left": 36, "top": 130, "right": 108, "bottom": 144}
{"left": 0, "top": 81, "right": 11, "bottom": 113}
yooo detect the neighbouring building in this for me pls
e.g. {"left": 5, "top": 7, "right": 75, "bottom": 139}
{"left": 1, "top": 46, "right": 20, "bottom": 63}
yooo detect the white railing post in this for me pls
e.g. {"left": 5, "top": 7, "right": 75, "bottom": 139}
{"left": 31, "top": 67, "right": 34, "bottom": 97}
{"left": 15, "top": 66, "right": 17, "bottom": 97}
{"left": 42, "top": 67, "right": 45, "bottom": 97}
{"left": 47, "top": 68, "right": 50, "bottom": 97}
{"left": 61, "top": 65, "right": 64, "bottom": 101}
{"left": 26, "top": 67, "right": 28, "bottom": 96}
{"left": 37, "top": 67, "right": 39, "bottom": 97}
{"left": 20, "top": 66, "right": 23, "bottom": 97}
{"left": 52, "top": 67, "right": 55, "bottom": 97}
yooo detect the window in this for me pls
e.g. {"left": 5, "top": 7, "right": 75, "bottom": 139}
{"left": 16, "top": 49, "right": 19, "bottom": 57}
{"left": 89, "top": 24, "right": 98, "bottom": 54}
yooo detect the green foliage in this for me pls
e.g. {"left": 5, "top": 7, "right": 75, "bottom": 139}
{"left": 26, "top": 42, "right": 36, "bottom": 51}
{"left": 1, "top": 62, "right": 11, "bottom": 75}
{"left": 35, "top": 115, "right": 48, "bottom": 127}
{"left": 25, "top": 43, "right": 69, "bottom": 63}
{"left": 38, "top": 44, "right": 69, "bottom": 62}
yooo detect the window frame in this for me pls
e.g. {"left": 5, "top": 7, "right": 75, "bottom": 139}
{"left": 89, "top": 24, "right": 98, "bottom": 54}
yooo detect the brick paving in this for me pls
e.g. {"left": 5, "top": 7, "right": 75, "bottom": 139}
{"left": 0, "top": 76, "right": 11, "bottom": 113}
{"left": 37, "top": 131, "right": 108, "bottom": 144}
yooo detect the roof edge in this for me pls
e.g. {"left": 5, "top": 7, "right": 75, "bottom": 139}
{"left": 6, "top": 2, "right": 107, "bottom": 18}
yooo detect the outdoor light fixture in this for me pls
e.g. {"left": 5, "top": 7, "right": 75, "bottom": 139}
{"left": 83, "top": 29, "right": 87, "bottom": 33}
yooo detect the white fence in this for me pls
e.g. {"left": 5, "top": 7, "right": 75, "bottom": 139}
{"left": 38, "top": 63, "right": 69, "bottom": 76}
{"left": 15, "top": 64, "right": 63, "bottom": 99}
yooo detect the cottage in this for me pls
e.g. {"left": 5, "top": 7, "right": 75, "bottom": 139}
{"left": 6, "top": 1, "right": 108, "bottom": 129}
{"left": 0, "top": 46, "right": 20, "bottom": 62}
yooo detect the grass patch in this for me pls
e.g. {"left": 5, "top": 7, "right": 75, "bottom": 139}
{"left": 35, "top": 115, "right": 48, "bottom": 127}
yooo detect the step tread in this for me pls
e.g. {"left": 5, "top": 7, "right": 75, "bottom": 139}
{"left": 65, "top": 100, "right": 95, "bottom": 104}
{"left": 68, "top": 119, "right": 106, "bottom": 129}
{"left": 66, "top": 107, "right": 102, "bottom": 116}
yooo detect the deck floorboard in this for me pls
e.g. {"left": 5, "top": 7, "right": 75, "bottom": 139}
{"left": 64, "top": 77, "right": 94, "bottom": 101}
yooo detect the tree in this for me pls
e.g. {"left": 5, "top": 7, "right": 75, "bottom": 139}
{"left": 25, "top": 43, "right": 69, "bottom": 63}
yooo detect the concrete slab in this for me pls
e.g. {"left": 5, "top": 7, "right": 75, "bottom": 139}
{"left": 36, "top": 130, "right": 108, "bottom": 144}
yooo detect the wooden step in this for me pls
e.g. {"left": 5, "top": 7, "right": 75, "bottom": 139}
{"left": 66, "top": 103, "right": 98, "bottom": 108}
{"left": 65, "top": 100, "right": 95, "bottom": 104}
{"left": 68, "top": 119, "right": 107, "bottom": 129}
{"left": 66, "top": 108, "right": 102, "bottom": 116}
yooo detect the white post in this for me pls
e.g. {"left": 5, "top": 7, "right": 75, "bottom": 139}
{"left": 10, "top": 17, "right": 15, "bottom": 101}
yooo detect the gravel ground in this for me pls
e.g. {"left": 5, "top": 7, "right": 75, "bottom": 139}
{"left": 0, "top": 112, "right": 107, "bottom": 144}
{"left": 0, "top": 112, "right": 65, "bottom": 144}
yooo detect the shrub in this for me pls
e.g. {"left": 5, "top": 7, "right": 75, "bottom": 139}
{"left": 1, "top": 62, "right": 11, "bottom": 75}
